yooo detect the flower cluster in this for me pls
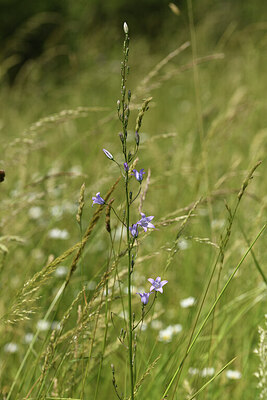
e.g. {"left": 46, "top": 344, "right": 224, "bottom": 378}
{"left": 129, "top": 212, "right": 155, "bottom": 238}
{"left": 137, "top": 276, "right": 168, "bottom": 305}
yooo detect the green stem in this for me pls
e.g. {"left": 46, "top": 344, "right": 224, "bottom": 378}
{"left": 94, "top": 272, "right": 109, "bottom": 400}
{"left": 126, "top": 172, "right": 134, "bottom": 400}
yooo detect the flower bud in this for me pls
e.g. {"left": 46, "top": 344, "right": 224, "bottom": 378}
{"left": 102, "top": 148, "right": 113, "bottom": 160}
{"left": 119, "top": 132, "right": 124, "bottom": 143}
{"left": 123, "top": 22, "right": 129, "bottom": 34}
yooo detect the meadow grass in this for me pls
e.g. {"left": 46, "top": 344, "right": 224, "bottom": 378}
{"left": 0, "top": 6, "right": 266, "bottom": 400}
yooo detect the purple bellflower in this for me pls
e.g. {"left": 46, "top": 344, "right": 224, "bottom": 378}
{"left": 148, "top": 277, "right": 168, "bottom": 293}
{"left": 137, "top": 213, "right": 155, "bottom": 232}
{"left": 129, "top": 223, "right": 138, "bottom": 238}
{"left": 124, "top": 162, "right": 129, "bottom": 172}
{"left": 92, "top": 192, "right": 105, "bottom": 206}
{"left": 132, "top": 169, "right": 145, "bottom": 183}
{"left": 103, "top": 148, "right": 113, "bottom": 160}
{"left": 137, "top": 292, "right": 151, "bottom": 305}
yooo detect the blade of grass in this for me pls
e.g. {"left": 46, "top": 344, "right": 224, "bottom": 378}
{"left": 238, "top": 220, "right": 267, "bottom": 285}
{"left": 187, "top": 357, "right": 237, "bottom": 400}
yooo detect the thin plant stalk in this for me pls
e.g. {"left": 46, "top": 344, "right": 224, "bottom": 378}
{"left": 125, "top": 170, "right": 135, "bottom": 400}
{"left": 119, "top": 22, "right": 135, "bottom": 400}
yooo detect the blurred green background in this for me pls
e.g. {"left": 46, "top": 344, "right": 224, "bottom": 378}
{"left": 0, "top": 1, "right": 266, "bottom": 399}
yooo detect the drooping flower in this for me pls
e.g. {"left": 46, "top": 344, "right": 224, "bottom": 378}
{"left": 132, "top": 169, "right": 145, "bottom": 183}
{"left": 137, "top": 213, "right": 155, "bottom": 232}
{"left": 92, "top": 192, "right": 105, "bottom": 206}
{"left": 129, "top": 223, "right": 138, "bottom": 238}
{"left": 148, "top": 276, "right": 168, "bottom": 293}
{"left": 136, "top": 292, "right": 151, "bottom": 305}
{"left": 124, "top": 162, "right": 129, "bottom": 172}
{"left": 102, "top": 148, "right": 113, "bottom": 160}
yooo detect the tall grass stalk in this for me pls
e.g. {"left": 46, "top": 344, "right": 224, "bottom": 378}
{"left": 120, "top": 23, "right": 135, "bottom": 400}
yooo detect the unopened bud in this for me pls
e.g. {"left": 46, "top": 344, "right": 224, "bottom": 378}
{"left": 117, "top": 100, "right": 120, "bottom": 110}
{"left": 119, "top": 132, "right": 124, "bottom": 143}
{"left": 123, "top": 22, "right": 129, "bottom": 34}
{"left": 102, "top": 148, "right": 113, "bottom": 160}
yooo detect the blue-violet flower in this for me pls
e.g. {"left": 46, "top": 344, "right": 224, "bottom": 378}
{"left": 137, "top": 213, "right": 155, "bottom": 232}
{"left": 137, "top": 292, "right": 151, "bottom": 305}
{"left": 148, "top": 277, "right": 168, "bottom": 293}
{"left": 129, "top": 223, "right": 138, "bottom": 238}
{"left": 132, "top": 169, "right": 145, "bottom": 183}
{"left": 124, "top": 162, "right": 129, "bottom": 172}
{"left": 92, "top": 192, "right": 105, "bottom": 206}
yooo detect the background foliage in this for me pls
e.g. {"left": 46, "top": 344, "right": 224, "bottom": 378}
{"left": 0, "top": 1, "right": 266, "bottom": 399}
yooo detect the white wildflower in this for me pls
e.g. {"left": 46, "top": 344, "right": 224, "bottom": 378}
{"left": 226, "top": 369, "right": 242, "bottom": 380}
{"left": 24, "top": 333, "right": 34, "bottom": 344}
{"left": 158, "top": 324, "right": 183, "bottom": 342}
{"left": 4, "top": 342, "right": 18, "bottom": 353}
{"left": 37, "top": 319, "right": 50, "bottom": 331}
{"left": 48, "top": 228, "right": 69, "bottom": 240}
{"left": 201, "top": 367, "right": 215, "bottom": 377}
{"left": 180, "top": 296, "right": 196, "bottom": 308}
{"left": 51, "top": 321, "right": 61, "bottom": 331}
{"left": 54, "top": 266, "right": 68, "bottom": 277}
{"left": 158, "top": 326, "right": 173, "bottom": 342}
{"left": 188, "top": 367, "right": 199, "bottom": 376}
{"left": 172, "top": 324, "right": 183, "bottom": 333}
{"left": 178, "top": 238, "right": 190, "bottom": 250}
{"left": 28, "top": 206, "right": 43, "bottom": 219}
{"left": 50, "top": 205, "right": 63, "bottom": 218}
